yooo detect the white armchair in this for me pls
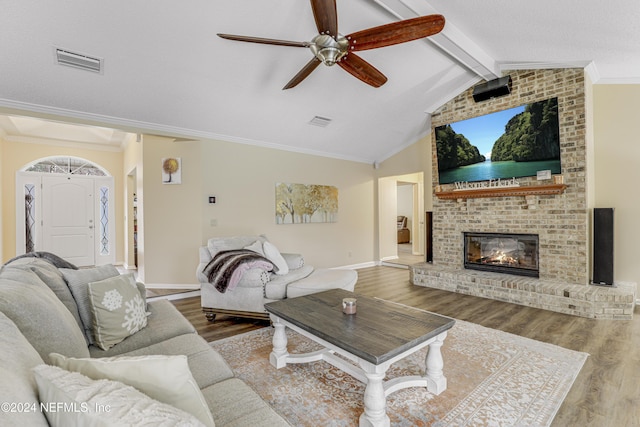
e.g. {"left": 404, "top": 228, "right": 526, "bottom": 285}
{"left": 197, "top": 235, "right": 356, "bottom": 322}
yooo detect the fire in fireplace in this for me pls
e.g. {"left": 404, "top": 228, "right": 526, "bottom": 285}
{"left": 464, "top": 232, "right": 539, "bottom": 277}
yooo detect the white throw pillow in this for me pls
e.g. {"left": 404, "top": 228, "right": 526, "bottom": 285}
{"left": 33, "top": 364, "right": 207, "bottom": 427}
{"left": 263, "top": 241, "right": 289, "bottom": 275}
{"left": 243, "top": 240, "right": 265, "bottom": 256}
{"left": 88, "top": 274, "right": 148, "bottom": 350}
{"left": 49, "top": 353, "right": 214, "bottom": 427}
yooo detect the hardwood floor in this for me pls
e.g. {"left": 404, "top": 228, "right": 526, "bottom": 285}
{"left": 171, "top": 265, "right": 640, "bottom": 427}
{"left": 383, "top": 243, "right": 425, "bottom": 267}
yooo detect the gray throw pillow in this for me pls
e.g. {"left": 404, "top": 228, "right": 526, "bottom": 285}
{"left": 88, "top": 274, "right": 148, "bottom": 350}
{"left": 61, "top": 265, "right": 120, "bottom": 345}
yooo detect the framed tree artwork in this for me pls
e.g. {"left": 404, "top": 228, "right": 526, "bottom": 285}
{"left": 162, "top": 157, "right": 181, "bottom": 184}
{"left": 275, "top": 182, "right": 338, "bottom": 224}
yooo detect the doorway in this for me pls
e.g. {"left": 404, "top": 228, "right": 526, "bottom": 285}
{"left": 378, "top": 173, "right": 425, "bottom": 268}
{"left": 394, "top": 181, "right": 424, "bottom": 266}
{"left": 15, "top": 157, "right": 115, "bottom": 266}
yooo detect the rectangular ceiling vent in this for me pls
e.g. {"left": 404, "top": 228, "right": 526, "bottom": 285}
{"left": 55, "top": 48, "right": 103, "bottom": 74}
{"left": 308, "top": 116, "right": 332, "bottom": 127}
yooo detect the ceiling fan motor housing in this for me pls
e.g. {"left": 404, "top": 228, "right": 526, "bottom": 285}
{"left": 310, "top": 34, "right": 349, "bottom": 66}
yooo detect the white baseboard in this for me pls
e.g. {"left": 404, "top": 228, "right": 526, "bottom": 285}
{"left": 332, "top": 261, "right": 377, "bottom": 270}
{"left": 145, "top": 283, "right": 200, "bottom": 290}
{"left": 147, "top": 290, "right": 201, "bottom": 302}
{"left": 380, "top": 261, "right": 409, "bottom": 269}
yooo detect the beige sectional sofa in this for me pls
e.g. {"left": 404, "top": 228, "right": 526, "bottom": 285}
{"left": 0, "top": 256, "right": 290, "bottom": 426}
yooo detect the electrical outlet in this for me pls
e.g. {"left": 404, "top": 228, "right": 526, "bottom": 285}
{"left": 210, "top": 219, "right": 218, "bottom": 227}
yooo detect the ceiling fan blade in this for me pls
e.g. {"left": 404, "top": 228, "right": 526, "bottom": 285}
{"left": 283, "top": 57, "right": 322, "bottom": 90}
{"left": 217, "top": 33, "right": 309, "bottom": 48}
{"left": 338, "top": 53, "right": 387, "bottom": 88}
{"left": 310, "top": 0, "right": 338, "bottom": 36}
{"left": 347, "top": 14, "right": 445, "bottom": 51}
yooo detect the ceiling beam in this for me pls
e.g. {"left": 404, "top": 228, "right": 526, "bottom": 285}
{"left": 368, "top": 0, "right": 500, "bottom": 80}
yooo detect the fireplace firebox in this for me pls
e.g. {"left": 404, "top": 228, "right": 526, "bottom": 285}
{"left": 464, "top": 232, "right": 539, "bottom": 277}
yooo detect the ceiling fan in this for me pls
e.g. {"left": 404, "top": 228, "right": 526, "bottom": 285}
{"left": 217, "top": 0, "right": 445, "bottom": 89}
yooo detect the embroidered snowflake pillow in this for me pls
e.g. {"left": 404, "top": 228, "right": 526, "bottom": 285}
{"left": 88, "top": 274, "right": 149, "bottom": 350}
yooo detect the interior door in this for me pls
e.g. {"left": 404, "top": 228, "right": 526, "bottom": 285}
{"left": 42, "top": 175, "right": 95, "bottom": 266}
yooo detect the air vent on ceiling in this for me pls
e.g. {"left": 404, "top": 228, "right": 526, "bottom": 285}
{"left": 54, "top": 48, "right": 103, "bottom": 73}
{"left": 308, "top": 116, "right": 332, "bottom": 127}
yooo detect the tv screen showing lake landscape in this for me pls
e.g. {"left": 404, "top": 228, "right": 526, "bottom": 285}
{"left": 435, "top": 97, "right": 561, "bottom": 185}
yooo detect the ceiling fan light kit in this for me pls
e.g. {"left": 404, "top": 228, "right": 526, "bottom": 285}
{"left": 309, "top": 34, "right": 349, "bottom": 66}
{"left": 217, "top": 0, "right": 445, "bottom": 89}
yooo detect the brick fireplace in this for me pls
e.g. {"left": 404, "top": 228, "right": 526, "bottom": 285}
{"left": 410, "top": 69, "right": 636, "bottom": 319}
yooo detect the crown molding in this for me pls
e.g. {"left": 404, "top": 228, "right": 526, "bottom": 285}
{"left": 498, "top": 60, "right": 592, "bottom": 72}
{"left": 0, "top": 98, "right": 375, "bottom": 164}
{"left": 4, "top": 135, "right": 123, "bottom": 152}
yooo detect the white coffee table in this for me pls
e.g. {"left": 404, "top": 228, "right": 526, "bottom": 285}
{"left": 264, "top": 289, "right": 455, "bottom": 427}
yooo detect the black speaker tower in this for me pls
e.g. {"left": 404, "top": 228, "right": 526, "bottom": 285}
{"left": 472, "top": 75, "right": 512, "bottom": 102}
{"left": 593, "top": 208, "right": 614, "bottom": 286}
{"left": 425, "top": 211, "right": 433, "bottom": 263}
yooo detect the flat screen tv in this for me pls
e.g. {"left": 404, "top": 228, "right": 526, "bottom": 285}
{"left": 435, "top": 97, "right": 561, "bottom": 185}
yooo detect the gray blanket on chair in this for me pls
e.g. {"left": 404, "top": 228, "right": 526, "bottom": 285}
{"left": 203, "top": 249, "right": 274, "bottom": 293}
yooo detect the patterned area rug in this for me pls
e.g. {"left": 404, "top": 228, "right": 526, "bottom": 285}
{"left": 210, "top": 320, "right": 588, "bottom": 426}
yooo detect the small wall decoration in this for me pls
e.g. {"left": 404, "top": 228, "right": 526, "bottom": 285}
{"left": 162, "top": 157, "right": 181, "bottom": 184}
{"left": 275, "top": 182, "right": 338, "bottom": 224}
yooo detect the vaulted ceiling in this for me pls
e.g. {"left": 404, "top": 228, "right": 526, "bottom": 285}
{"left": 1, "top": 1, "right": 638, "bottom": 163}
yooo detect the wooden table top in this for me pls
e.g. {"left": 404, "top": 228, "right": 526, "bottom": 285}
{"left": 264, "top": 289, "right": 455, "bottom": 364}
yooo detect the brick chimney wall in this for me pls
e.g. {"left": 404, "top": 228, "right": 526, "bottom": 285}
{"left": 430, "top": 69, "right": 588, "bottom": 284}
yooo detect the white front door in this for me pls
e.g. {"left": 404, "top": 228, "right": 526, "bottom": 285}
{"left": 42, "top": 175, "right": 95, "bottom": 266}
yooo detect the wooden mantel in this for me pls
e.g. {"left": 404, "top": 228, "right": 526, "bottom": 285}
{"left": 435, "top": 184, "right": 567, "bottom": 200}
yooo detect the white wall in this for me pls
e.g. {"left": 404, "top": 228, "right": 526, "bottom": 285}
{"left": 592, "top": 84, "right": 640, "bottom": 286}
{"left": 200, "top": 139, "right": 375, "bottom": 270}
{"left": 376, "top": 134, "right": 431, "bottom": 259}
{"left": 140, "top": 136, "right": 202, "bottom": 285}
{"left": 378, "top": 176, "right": 398, "bottom": 261}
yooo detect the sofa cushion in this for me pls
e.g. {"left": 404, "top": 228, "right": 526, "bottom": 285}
{"left": 286, "top": 268, "right": 358, "bottom": 298}
{"left": 61, "top": 264, "right": 120, "bottom": 344}
{"left": 201, "top": 378, "right": 291, "bottom": 427}
{"left": 264, "top": 264, "right": 314, "bottom": 300}
{"left": 33, "top": 364, "right": 207, "bottom": 427}
{"left": 263, "top": 241, "right": 289, "bottom": 276}
{"left": 0, "top": 311, "right": 49, "bottom": 427}
{"left": 0, "top": 273, "right": 89, "bottom": 363}
{"left": 50, "top": 353, "right": 214, "bottom": 427}
{"left": 114, "top": 333, "right": 235, "bottom": 389}
{"left": 281, "top": 253, "right": 304, "bottom": 270}
{"left": 0, "top": 258, "right": 84, "bottom": 332}
{"left": 88, "top": 273, "right": 149, "bottom": 350}
{"left": 207, "top": 235, "right": 268, "bottom": 257}
{"left": 234, "top": 268, "right": 270, "bottom": 288}
{"left": 88, "top": 299, "right": 196, "bottom": 357}
{"left": 243, "top": 240, "right": 265, "bottom": 256}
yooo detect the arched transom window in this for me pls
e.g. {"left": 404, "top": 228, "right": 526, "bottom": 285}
{"left": 24, "top": 156, "right": 108, "bottom": 176}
